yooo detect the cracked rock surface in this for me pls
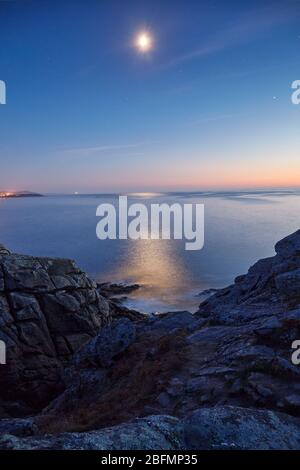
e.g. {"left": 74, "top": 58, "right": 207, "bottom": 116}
{"left": 0, "top": 247, "right": 111, "bottom": 414}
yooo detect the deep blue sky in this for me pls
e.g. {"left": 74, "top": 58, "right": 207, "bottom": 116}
{"left": 0, "top": 0, "right": 300, "bottom": 192}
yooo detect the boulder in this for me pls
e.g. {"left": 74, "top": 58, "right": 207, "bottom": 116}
{"left": 0, "top": 417, "right": 39, "bottom": 437}
{"left": 0, "top": 415, "right": 183, "bottom": 450}
{"left": 73, "top": 318, "right": 136, "bottom": 368}
{"left": 183, "top": 406, "right": 300, "bottom": 450}
{"left": 0, "top": 246, "right": 111, "bottom": 414}
{"left": 275, "top": 229, "right": 300, "bottom": 259}
{"left": 42, "top": 319, "right": 137, "bottom": 415}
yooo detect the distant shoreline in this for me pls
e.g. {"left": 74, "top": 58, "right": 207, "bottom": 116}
{"left": 0, "top": 191, "right": 43, "bottom": 198}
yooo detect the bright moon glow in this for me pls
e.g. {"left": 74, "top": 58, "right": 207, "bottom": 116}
{"left": 136, "top": 32, "right": 152, "bottom": 52}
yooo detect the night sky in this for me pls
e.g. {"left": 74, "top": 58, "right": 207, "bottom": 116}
{"left": 0, "top": 0, "right": 300, "bottom": 192}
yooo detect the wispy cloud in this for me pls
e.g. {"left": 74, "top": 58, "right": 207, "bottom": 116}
{"left": 165, "top": 3, "right": 300, "bottom": 68}
{"left": 189, "top": 114, "right": 240, "bottom": 125}
{"left": 56, "top": 141, "right": 158, "bottom": 157}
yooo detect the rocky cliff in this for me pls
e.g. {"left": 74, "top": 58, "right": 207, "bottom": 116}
{"left": 0, "top": 244, "right": 111, "bottom": 415}
{"left": 0, "top": 230, "right": 300, "bottom": 449}
{"left": 197, "top": 228, "right": 300, "bottom": 324}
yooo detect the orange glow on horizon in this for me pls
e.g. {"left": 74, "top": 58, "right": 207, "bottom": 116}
{"left": 5, "top": 156, "right": 299, "bottom": 193}
{"left": 87, "top": 164, "right": 300, "bottom": 192}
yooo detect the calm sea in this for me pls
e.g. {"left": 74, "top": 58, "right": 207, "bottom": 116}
{"left": 0, "top": 191, "right": 299, "bottom": 313}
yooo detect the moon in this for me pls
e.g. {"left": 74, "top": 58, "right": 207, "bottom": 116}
{"left": 135, "top": 32, "right": 153, "bottom": 52}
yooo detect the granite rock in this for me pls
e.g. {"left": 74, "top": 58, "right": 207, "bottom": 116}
{"left": 0, "top": 247, "right": 111, "bottom": 413}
